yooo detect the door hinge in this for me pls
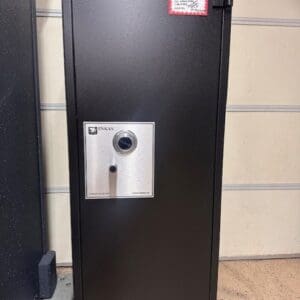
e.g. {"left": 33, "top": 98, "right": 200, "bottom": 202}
{"left": 213, "top": 0, "right": 233, "bottom": 8}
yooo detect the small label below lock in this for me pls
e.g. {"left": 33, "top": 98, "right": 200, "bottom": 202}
{"left": 84, "top": 122, "right": 155, "bottom": 199}
{"left": 169, "top": 0, "right": 208, "bottom": 16}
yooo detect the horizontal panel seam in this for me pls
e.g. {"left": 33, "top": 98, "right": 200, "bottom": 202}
{"left": 40, "top": 103, "right": 66, "bottom": 111}
{"left": 45, "top": 183, "right": 300, "bottom": 194}
{"left": 36, "top": 8, "right": 62, "bottom": 18}
{"left": 232, "top": 17, "right": 300, "bottom": 27}
{"left": 57, "top": 254, "right": 300, "bottom": 266}
{"left": 56, "top": 262, "right": 73, "bottom": 267}
{"left": 40, "top": 103, "right": 300, "bottom": 112}
{"left": 35, "top": 10, "right": 300, "bottom": 28}
{"left": 227, "top": 105, "right": 300, "bottom": 112}
{"left": 45, "top": 187, "right": 70, "bottom": 194}
{"left": 223, "top": 183, "right": 300, "bottom": 191}
{"left": 220, "top": 253, "right": 300, "bottom": 261}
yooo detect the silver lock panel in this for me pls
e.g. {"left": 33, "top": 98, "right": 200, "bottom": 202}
{"left": 84, "top": 122, "right": 155, "bottom": 199}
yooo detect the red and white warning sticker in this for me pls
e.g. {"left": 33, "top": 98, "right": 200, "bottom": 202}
{"left": 168, "top": 0, "right": 208, "bottom": 16}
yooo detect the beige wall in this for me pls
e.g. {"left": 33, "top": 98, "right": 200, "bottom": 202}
{"left": 36, "top": 0, "right": 300, "bottom": 264}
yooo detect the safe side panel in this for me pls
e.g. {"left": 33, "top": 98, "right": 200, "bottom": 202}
{"left": 0, "top": 1, "right": 43, "bottom": 299}
{"left": 71, "top": 0, "right": 223, "bottom": 299}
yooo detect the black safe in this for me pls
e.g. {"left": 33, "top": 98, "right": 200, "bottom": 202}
{"left": 63, "top": 1, "right": 232, "bottom": 299}
{"left": 0, "top": 1, "right": 56, "bottom": 299}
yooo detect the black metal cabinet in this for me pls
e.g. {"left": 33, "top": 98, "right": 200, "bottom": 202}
{"left": 63, "top": 1, "right": 232, "bottom": 299}
{"left": 0, "top": 1, "right": 46, "bottom": 299}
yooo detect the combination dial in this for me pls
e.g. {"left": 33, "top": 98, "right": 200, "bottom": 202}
{"left": 113, "top": 130, "right": 137, "bottom": 154}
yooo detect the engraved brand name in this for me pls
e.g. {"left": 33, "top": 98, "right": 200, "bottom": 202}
{"left": 98, "top": 126, "right": 114, "bottom": 131}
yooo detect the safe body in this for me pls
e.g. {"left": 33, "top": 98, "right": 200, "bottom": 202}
{"left": 63, "top": 1, "right": 232, "bottom": 299}
{"left": 0, "top": 1, "right": 47, "bottom": 299}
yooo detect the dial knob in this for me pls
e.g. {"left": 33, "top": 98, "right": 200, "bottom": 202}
{"left": 113, "top": 130, "right": 137, "bottom": 154}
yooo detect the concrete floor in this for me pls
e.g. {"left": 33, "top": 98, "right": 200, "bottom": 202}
{"left": 52, "top": 259, "right": 300, "bottom": 299}
{"left": 218, "top": 259, "right": 300, "bottom": 300}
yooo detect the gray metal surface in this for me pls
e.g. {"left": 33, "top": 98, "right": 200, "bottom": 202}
{"left": 51, "top": 273, "right": 73, "bottom": 300}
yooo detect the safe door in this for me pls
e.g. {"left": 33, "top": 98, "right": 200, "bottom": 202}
{"left": 63, "top": 0, "right": 232, "bottom": 299}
